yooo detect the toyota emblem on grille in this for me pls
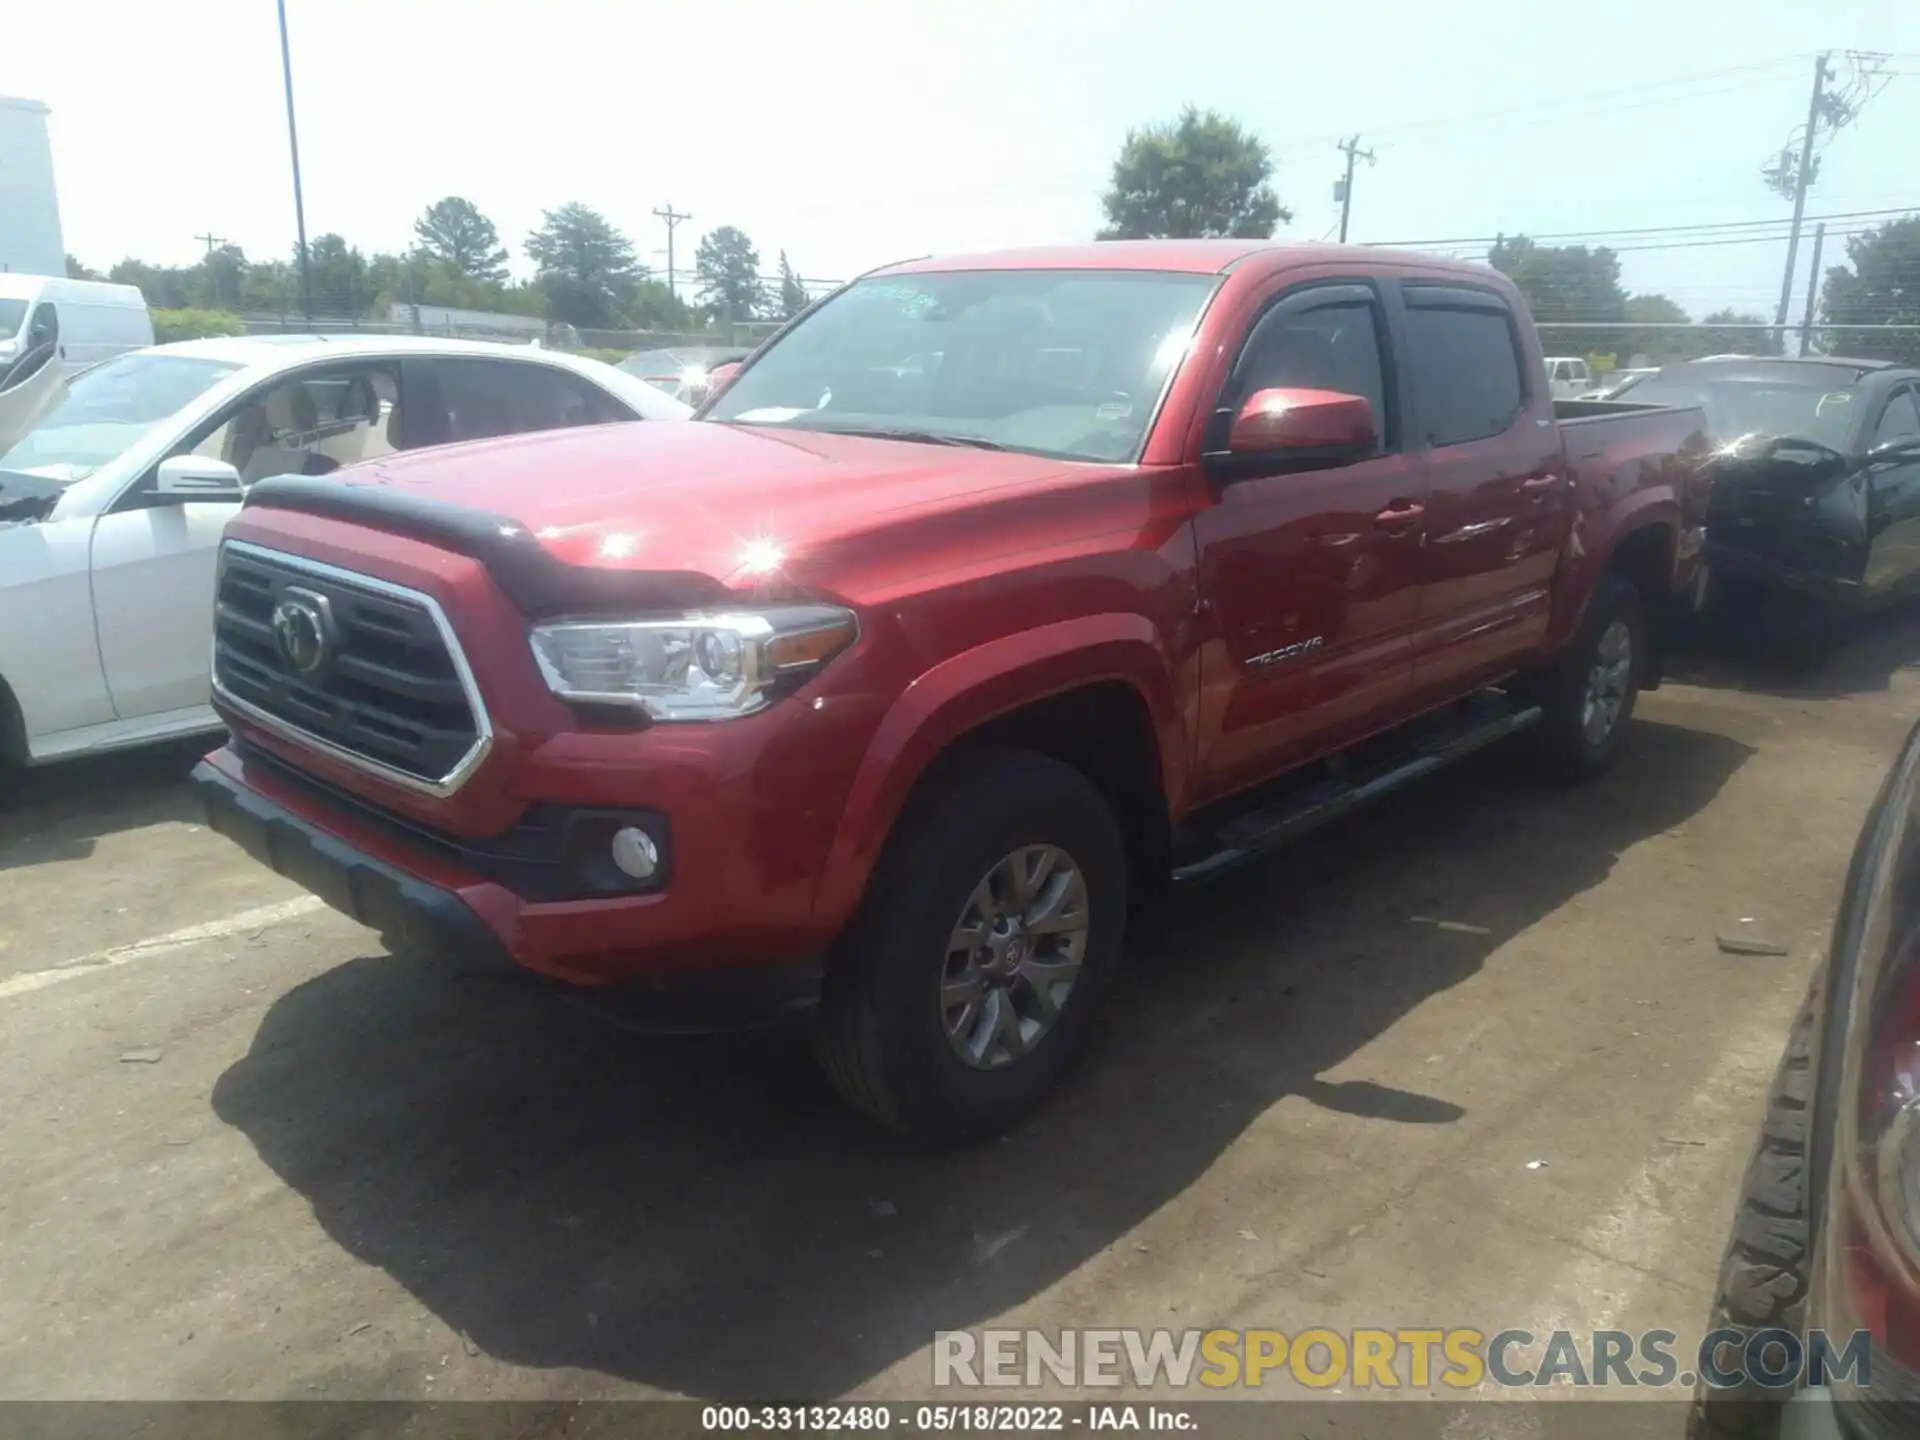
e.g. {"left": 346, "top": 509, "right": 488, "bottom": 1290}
{"left": 272, "top": 590, "right": 331, "bottom": 674}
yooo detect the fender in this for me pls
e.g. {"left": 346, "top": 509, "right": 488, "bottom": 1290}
{"left": 812, "top": 612, "right": 1187, "bottom": 926}
{"left": 1545, "top": 490, "right": 1681, "bottom": 654}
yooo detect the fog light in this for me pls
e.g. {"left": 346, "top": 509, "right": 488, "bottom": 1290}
{"left": 610, "top": 826, "right": 659, "bottom": 880}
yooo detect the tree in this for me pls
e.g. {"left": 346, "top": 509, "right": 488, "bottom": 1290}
{"left": 1820, "top": 215, "right": 1920, "bottom": 366}
{"left": 193, "top": 243, "right": 249, "bottom": 310}
{"left": 305, "top": 233, "right": 369, "bottom": 315}
{"left": 107, "top": 258, "right": 192, "bottom": 309}
{"left": 1098, "top": 107, "right": 1288, "bottom": 241}
{"left": 1490, "top": 235, "right": 1629, "bottom": 360}
{"left": 525, "top": 203, "right": 642, "bottom": 328}
{"left": 66, "top": 254, "right": 102, "bottom": 281}
{"left": 695, "top": 226, "right": 764, "bottom": 321}
{"left": 414, "top": 197, "right": 510, "bottom": 284}
{"left": 1619, "top": 293, "right": 1692, "bottom": 363}
{"left": 777, "top": 251, "right": 809, "bottom": 320}
{"left": 625, "top": 278, "right": 695, "bottom": 330}
{"left": 1697, "top": 309, "right": 1782, "bottom": 358}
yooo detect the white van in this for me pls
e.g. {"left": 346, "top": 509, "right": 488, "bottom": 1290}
{"left": 0, "top": 275, "right": 153, "bottom": 379}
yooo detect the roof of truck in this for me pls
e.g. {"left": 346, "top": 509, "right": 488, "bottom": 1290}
{"left": 871, "top": 240, "right": 1497, "bottom": 279}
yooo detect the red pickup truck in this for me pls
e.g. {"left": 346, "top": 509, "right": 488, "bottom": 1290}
{"left": 191, "top": 241, "right": 1711, "bottom": 1141}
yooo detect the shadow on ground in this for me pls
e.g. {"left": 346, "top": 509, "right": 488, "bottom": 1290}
{"left": 1668, "top": 601, "right": 1920, "bottom": 702}
{"left": 0, "top": 736, "right": 218, "bottom": 873}
{"left": 212, "top": 718, "right": 1752, "bottom": 1400}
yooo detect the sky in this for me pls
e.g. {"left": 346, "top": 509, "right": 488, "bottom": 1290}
{"left": 7, "top": 0, "right": 1920, "bottom": 326}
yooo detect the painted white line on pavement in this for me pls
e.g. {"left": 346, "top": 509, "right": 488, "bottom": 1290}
{"left": 0, "top": 896, "right": 327, "bottom": 1002}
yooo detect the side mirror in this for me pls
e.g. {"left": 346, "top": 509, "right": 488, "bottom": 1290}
{"left": 706, "top": 360, "right": 742, "bottom": 392}
{"left": 155, "top": 455, "right": 245, "bottom": 501}
{"left": 1222, "top": 387, "right": 1377, "bottom": 470}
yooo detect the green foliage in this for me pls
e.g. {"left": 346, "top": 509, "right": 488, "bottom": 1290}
{"left": 1696, "top": 309, "right": 1783, "bottom": 358}
{"left": 694, "top": 226, "right": 764, "bottom": 320}
{"left": 66, "top": 254, "right": 102, "bottom": 281}
{"left": 1821, "top": 215, "right": 1920, "bottom": 366}
{"left": 414, "top": 197, "right": 510, "bottom": 284}
{"left": 777, "top": 251, "right": 809, "bottom": 320}
{"left": 1099, "top": 107, "right": 1288, "bottom": 241}
{"left": 304, "top": 233, "right": 369, "bottom": 315}
{"left": 525, "top": 203, "right": 644, "bottom": 328}
{"left": 1490, "top": 236, "right": 1627, "bottom": 329}
{"left": 151, "top": 308, "right": 247, "bottom": 344}
{"left": 1624, "top": 293, "right": 1689, "bottom": 325}
{"left": 624, "top": 278, "right": 695, "bottom": 330}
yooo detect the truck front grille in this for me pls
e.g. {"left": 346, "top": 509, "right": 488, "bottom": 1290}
{"left": 211, "top": 541, "right": 489, "bottom": 794}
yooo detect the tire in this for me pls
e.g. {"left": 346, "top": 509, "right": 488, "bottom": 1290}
{"left": 814, "top": 746, "right": 1128, "bottom": 1144}
{"left": 1687, "top": 978, "right": 1817, "bottom": 1440}
{"left": 1534, "top": 573, "right": 1646, "bottom": 782}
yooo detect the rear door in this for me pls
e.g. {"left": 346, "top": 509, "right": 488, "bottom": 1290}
{"left": 397, "top": 355, "right": 638, "bottom": 448}
{"left": 1399, "top": 283, "right": 1568, "bottom": 702}
{"left": 1190, "top": 278, "right": 1426, "bottom": 799}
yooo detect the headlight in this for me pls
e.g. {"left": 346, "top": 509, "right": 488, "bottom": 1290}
{"left": 528, "top": 605, "right": 857, "bottom": 720}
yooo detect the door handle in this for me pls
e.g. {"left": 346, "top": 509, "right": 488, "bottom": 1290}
{"left": 1520, "top": 474, "right": 1561, "bottom": 496}
{"left": 1375, "top": 501, "right": 1425, "bottom": 531}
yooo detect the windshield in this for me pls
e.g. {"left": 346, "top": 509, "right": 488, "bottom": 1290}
{"left": 0, "top": 352, "right": 242, "bottom": 481}
{"left": 0, "top": 299, "right": 27, "bottom": 338}
{"left": 706, "top": 269, "right": 1219, "bottom": 462}
{"left": 1617, "top": 367, "right": 1861, "bottom": 450}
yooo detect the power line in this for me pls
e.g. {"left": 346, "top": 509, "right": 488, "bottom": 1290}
{"left": 1370, "top": 203, "right": 1920, "bottom": 250}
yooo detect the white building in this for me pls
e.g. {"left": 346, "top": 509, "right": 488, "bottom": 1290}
{"left": 0, "top": 96, "right": 64, "bottom": 277}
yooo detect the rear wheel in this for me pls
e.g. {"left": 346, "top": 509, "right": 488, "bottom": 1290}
{"left": 1534, "top": 574, "right": 1645, "bottom": 781}
{"left": 814, "top": 747, "right": 1127, "bottom": 1144}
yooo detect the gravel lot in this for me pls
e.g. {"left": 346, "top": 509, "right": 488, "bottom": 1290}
{"left": 4, "top": 618, "right": 1916, "bottom": 1419}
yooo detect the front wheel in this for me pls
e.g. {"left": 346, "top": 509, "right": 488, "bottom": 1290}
{"left": 1534, "top": 574, "right": 1645, "bottom": 782}
{"left": 814, "top": 747, "right": 1128, "bottom": 1144}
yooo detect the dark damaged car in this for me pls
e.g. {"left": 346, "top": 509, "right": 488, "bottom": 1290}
{"left": 1617, "top": 357, "right": 1920, "bottom": 657}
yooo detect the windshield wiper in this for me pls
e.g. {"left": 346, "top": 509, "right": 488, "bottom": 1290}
{"left": 816, "top": 426, "right": 1007, "bottom": 452}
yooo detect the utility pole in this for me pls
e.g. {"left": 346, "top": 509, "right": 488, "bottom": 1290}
{"left": 653, "top": 205, "right": 691, "bottom": 304}
{"left": 275, "top": 0, "right": 313, "bottom": 320}
{"left": 1798, "top": 222, "right": 1827, "bottom": 357}
{"left": 1772, "top": 52, "right": 1831, "bottom": 344}
{"left": 1335, "top": 135, "right": 1376, "bottom": 244}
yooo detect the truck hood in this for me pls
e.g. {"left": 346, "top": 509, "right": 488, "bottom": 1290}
{"left": 316, "top": 420, "right": 1131, "bottom": 592}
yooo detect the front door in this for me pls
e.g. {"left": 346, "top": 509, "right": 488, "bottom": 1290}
{"left": 1191, "top": 281, "right": 1426, "bottom": 800}
{"left": 88, "top": 360, "right": 400, "bottom": 720}
{"left": 1865, "top": 384, "right": 1920, "bottom": 601}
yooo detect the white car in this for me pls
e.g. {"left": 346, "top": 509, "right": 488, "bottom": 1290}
{"left": 0, "top": 334, "right": 690, "bottom": 778}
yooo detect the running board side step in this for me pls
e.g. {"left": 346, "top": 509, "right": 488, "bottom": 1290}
{"left": 1170, "top": 697, "right": 1544, "bottom": 886}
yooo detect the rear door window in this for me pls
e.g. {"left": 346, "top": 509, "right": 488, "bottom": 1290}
{"left": 402, "top": 358, "right": 635, "bottom": 448}
{"left": 1404, "top": 292, "right": 1527, "bottom": 447}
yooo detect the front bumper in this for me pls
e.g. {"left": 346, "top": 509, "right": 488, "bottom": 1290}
{"left": 190, "top": 750, "right": 825, "bottom": 1031}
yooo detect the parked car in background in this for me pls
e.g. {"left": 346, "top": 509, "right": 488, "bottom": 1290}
{"left": 1616, "top": 356, "right": 1920, "bottom": 661}
{"left": 1690, "top": 710, "right": 1920, "bottom": 1440}
{"left": 192, "top": 240, "right": 1714, "bottom": 1141}
{"left": 617, "top": 344, "right": 751, "bottom": 404}
{"left": 1545, "top": 354, "right": 1593, "bottom": 398}
{"left": 0, "top": 335, "right": 689, "bottom": 780}
{"left": 0, "top": 274, "right": 152, "bottom": 379}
